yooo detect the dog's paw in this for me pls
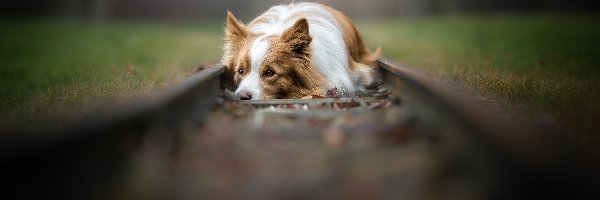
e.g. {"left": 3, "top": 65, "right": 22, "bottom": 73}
{"left": 354, "top": 63, "right": 383, "bottom": 88}
{"left": 362, "top": 68, "right": 383, "bottom": 88}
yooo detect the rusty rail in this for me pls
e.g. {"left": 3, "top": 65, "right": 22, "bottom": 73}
{"left": 1, "top": 65, "right": 225, "bottom": 200}
{"left": 378, "top": 58, "right": 599, "bottom": 200}
{"left": 1, "top": 59, "right": 597, "bottom": 200}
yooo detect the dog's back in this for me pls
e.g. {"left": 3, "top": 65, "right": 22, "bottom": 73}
{"left": 248, "top": 3, "right": 379, "bottom": 96}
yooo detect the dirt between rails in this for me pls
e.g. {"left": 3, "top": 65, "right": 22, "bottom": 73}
{"left": 159, "top": 97, "right": 450, "bottom": 199}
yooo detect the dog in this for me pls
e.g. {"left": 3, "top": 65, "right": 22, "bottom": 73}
{"left": 222, "top": 2, "right": 381, "bottom": 100}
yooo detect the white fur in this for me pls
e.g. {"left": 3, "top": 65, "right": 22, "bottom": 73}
{"left": 236, "top": 2, "right": 363, "bottom": 99}
{"left": 235, "top": 37, "right": 270, "bottom": 98}
{"left": 236, "top": 70, "right": 261, "bottom": 99}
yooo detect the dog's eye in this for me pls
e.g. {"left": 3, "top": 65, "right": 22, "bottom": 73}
{"left": 264, "top": 69, "right": 275, "bottom": 77}
{"left": 238, "top": 68, "right": 244, "bottom": 74}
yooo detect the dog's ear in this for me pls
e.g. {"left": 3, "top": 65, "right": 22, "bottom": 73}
{"left": 223, "top": 11, "right": 248, "bottom": 90}
{"left": 225, "top": 11, "right": 249, "bottom": 43}
{"left": 281, "top": 18, "right": 312, "bottom": 55}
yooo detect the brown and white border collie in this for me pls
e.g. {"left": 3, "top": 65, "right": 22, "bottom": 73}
{"left": 222, "top": 2, "right": 381, "bottom": 100}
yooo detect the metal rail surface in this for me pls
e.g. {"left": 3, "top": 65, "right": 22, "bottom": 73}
{"left": 0, "top": 58, "right": 597, "bottom": 200}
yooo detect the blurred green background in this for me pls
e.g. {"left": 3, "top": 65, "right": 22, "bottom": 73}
{"left": 0, "top": 0, "right": 598, "bottom": 132}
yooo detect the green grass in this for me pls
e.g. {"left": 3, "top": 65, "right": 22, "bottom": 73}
{"left": 358, "top": 14, "right": 600, "bottom": 131}
{"left": 0, "top": 20, "right": 223, "bottom": 129}
{"left": 1, "top": 14, "right": 599, "bottom": 131}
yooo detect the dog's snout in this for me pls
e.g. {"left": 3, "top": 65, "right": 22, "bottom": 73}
{"left": 237, "top": 90, "right": 252, "bottom": 100}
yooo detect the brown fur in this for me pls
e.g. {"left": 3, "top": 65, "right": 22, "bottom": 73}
{"left": 323, "top": 5, "right": 381, "bottom": 67}
{"left": 259, "top": 19, "right": 326, "bottom": 99}
{"left": 225, "top": 13, "right": 326, "bottom": 99}
{"left": 223, "top": 11, "right": 252, "bottom": 90}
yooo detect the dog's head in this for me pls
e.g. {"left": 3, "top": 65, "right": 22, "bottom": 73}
{"left": 222, "top": 12, "right": 325, "bottom": 100}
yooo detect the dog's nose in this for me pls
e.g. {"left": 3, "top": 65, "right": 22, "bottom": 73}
{"left": 237, "top": 90, "right": 252, "bottom": 100}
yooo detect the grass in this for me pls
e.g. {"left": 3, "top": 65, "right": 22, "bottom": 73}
{"left": 0, "top": 14, "right": 598, "bottom": 132}
{"left": 0, "top": 19, "right": 223, "bottom": 129}
{"left": 359, "top": 14, "right": 600, "bottom": 132}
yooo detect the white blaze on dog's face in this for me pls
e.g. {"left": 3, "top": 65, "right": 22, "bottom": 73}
{"left": 222, "top": 11, "right": 325, "bottom": 100}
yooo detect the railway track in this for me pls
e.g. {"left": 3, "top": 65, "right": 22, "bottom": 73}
{"left": 1, "top": 58, "right": 598, "bottom": 200}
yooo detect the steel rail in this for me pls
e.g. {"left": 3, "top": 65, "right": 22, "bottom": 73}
{"left": 377, "top": 57, "right": 599, "bottom": 200}
{"left": 0, "top": 58, "right": 596, "bottom": 199}
{"left": 1, "top": 65, "right": 225, "bottom": 200}
{"left": 238, "top": 97, "right": 383, "bottom": 105}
